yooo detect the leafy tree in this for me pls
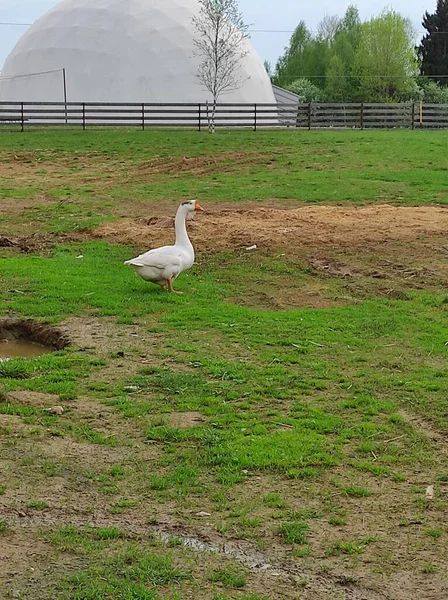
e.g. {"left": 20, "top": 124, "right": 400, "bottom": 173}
{"left": 274, "top": 25, "right": 330, "bottom": 89}
{"left": 419, "top": 0, "right": 448, "bottom": 86}
{"left": 274, "top": 21, "right": 312, "bottom": 87}
{"left": 336, "top": 4, "right": 362, "bottom": 46}
{"left": 326, "top": 55, "right": 347, "bottom": 101}
{"left": 353, "top": 9, "right": 418, "bottom": 101}
{"left": 327, "top": 5, "right": 362, "bottom": 100}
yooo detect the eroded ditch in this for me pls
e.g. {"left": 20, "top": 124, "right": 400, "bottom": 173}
{"left": 0, "top": 319, "right": 69, "bottom": 361}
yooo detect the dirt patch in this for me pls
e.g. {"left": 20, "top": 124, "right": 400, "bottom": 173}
{"left": 0, "top": 197, "right": 55, "bottom": 217}
{"left": 137, "top": 151, "right": 272, "bottom": 177}
{"left": 60, "top": 316, "right": 154, "bottom": 353}
{"left": 39, "top": 436, "right": 126, "bottom": 469}
{"left": 399, "top": 409, "right": 448, "bottom": 451}
{"left": 92, "top": 204, "right": 448, "bottom": 254}
{"left": 4, "top": 391, "right": 61, "bottom": 409}
{"left": 166, "top": 412, "right": 207, "bottom": 429}
{"left": 0, "top": 530, "right": 52, "bottom": 583}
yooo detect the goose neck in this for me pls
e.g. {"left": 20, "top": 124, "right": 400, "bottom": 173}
{"left": 174, "top": 206, "right": 192, "bottom": 248}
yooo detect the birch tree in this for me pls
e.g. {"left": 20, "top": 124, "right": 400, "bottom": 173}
{"left": 192, "top": 0, "right": 250, "bottom": 132}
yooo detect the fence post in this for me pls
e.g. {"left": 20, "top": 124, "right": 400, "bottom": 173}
{"left": 419, "top": 102, "right": 423, "bottom": 128}
{"left": 82, "top": 103, "right": 86, "bottom": 130}
{"left": 360, "top": 103, "right": 364, "bottom": 130}
{"left": 198, "top": 103, "right": 201, "bottom": 132}
{"left": 254, "top": 103, "right": 257, "bottom": 132}
{"left": 21, "top": 103, "right": 24, "bottom": 132}
{"left": 141, "top": 103, "right": 145, "bottom": 131}
{"left": 411, "top": 103, "right": 415, "bottom": 130}
{"left": 308, "top": 102, "right": 312, "bottom": 130}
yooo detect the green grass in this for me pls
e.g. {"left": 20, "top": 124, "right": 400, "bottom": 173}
{"left": 0, "top": 518, "right": 9, "bottom": 534}
{"left": 47, "top": 527, "right": 187, "bottom": 599}
{"left": 325, "top": 539, "right": 372, "bottom": 556}
{"left": 278, "top": 521, "right": 310, "bottom": 545}
{"left": 27, "top": 500, "right": 49, "bottom": 510}
{"left": 209, "top": 565, "right": 248, "bottom": 589}
{"left": 1, "top": 129, "right": 448, "bottom": 599}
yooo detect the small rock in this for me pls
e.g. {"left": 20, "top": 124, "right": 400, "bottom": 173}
{"left": 195, "top": 511, "right": 211, "bottom": 518}
{"left": 245, "top": 244, "right": 257, "bottom": 251}
{"left": 426, "top": 485, "right": 435, "bottom": 501}
{"left": 47, "top": 406, "right": 64, "bottom": 416}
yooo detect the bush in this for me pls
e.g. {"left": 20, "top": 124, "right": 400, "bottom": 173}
{"left": 419, "top": 79, "right": 448, "bottom": 103}
{"left": 286, "top": 78, "right": 325, "bottom": 102}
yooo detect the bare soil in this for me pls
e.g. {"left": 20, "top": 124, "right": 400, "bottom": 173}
{"left": 93, "top": 204, "right": 448, "bottom": 253}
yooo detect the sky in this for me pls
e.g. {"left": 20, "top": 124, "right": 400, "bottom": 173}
{"left": 0, "top": 0, "right": 436, "bottom": 71}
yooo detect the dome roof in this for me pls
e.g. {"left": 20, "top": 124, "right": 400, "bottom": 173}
{"left": 0, "top": 0, "right": 275, "bottom": 103}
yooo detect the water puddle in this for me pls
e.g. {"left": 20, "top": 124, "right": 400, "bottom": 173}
{"left": 0, "top": 339, "right": 53, "bottom": 361}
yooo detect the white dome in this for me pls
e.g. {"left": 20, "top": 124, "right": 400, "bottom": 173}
{"left": 0, "top": 0, "right": 275, "bottom": 104}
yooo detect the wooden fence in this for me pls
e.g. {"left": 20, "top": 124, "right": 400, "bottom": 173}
{"left": 0, "top": 101, "right": 447, "bottom": 130}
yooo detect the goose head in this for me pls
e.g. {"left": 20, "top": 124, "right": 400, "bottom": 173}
{"left": 181, "top": 200, "right": 205, "bottom": 214}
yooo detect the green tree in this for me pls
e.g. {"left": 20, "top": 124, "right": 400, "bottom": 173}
{"left": 326, "top": 55, "right": 347, "bottom": 101}
{"left": 326, "top": 5, "right": 362, "bottom": 100}
{"left": 336, "top": 4, "right": 362, "bottom": 46}
{"left": 274, "top": 22, "right": 331, "bottom": 89}
{"left": 419, "top": 0, "right": 448, "bottom": 86}
{"left": 353, "top": 9, "right": 418, "bottom": 101}
{"left": 274, "top": 21, "right": 312, "bottom": 87}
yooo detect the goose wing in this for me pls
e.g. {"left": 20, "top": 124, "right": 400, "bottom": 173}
{"left": 125, "top": 246, "right": 183, "bottom": 270}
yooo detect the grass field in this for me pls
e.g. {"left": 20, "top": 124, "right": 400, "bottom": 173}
{"left": 1, "top": 129, "right": 448, "bottom": 600}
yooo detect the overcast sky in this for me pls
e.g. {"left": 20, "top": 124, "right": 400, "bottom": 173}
{"left": 0, "top": 0, "right": 435, "bottom": 70}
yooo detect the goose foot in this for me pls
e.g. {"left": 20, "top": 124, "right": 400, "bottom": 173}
{"left": 167, "top": 279, "right": 183, "bottom": 294}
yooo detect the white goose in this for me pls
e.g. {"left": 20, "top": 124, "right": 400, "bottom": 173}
{"left": 124, "top": 200, "right": 204, "bottom": 293}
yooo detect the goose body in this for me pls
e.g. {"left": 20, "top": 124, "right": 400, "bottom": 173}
{"left": 124, "top": 200, "right": 204, "bottom": 292}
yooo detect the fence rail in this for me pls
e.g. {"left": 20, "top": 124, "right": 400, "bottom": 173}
{"left": 0, "top": 101, "right": 447, "bottom": 130}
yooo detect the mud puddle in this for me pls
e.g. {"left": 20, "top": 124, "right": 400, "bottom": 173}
{"left": 0, "top": 340, "right": 53, "bottom": 361}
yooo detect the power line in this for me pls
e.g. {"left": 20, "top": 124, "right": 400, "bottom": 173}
{"left": 278, "top": 73, "right": 448, "bottom": 80}
{"left": 249, "top": 29, "right": 448, "bottom": 35}
{"left": 0, "top": 21, "right": 447, "bottom": 35}
{"left": 0, "top": 22, "right": 32, "bottom": 26}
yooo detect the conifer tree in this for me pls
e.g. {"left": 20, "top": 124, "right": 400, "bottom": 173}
{"left": 419, "top": 0, "right": 448, "bottom": 86}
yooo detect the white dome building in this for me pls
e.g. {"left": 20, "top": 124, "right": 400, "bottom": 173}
{"left": 0, "top": 0, "right": 275, "bottom": 104}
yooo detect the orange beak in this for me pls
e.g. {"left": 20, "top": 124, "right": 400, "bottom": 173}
{"left": 195, "top": 201, "right": 205, "bottom": 212}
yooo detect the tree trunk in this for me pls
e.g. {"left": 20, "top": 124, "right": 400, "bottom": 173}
{"left": 210, "top": 99, "right": 216, "bottom": 134}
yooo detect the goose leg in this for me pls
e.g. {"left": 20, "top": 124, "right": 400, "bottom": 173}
{"left": 167, "top": 278, "right": 182, "bottom": 294}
